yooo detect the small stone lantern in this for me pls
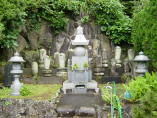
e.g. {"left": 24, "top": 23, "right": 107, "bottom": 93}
{"left": 133, "top": 51, "right": 149, "bottom": 77}
{"left": 9, "top": 52, "right": 25, "bottom": 96}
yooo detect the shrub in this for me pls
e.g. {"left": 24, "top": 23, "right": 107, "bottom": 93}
{"left": 125, "top": 72, "right": 157, "bottom": 102}
{"left": 101, "top": 87, "right": 110, "bottom": 104}
{"left": 20, "top": 86, "right": 31, "bottom": 96}
{"left": 131, "top": 90, "right": 157, "bottom": 118}
{"left": 85, "top": 0, "right": 132, "bottom": 44}
{"left": 0, "top": 0, "right": 132, "bottom": 48}
{"left": 0, "top": 0, "right": 81, "bottom": 48}
{"left": 132, "top": 0, "right": 157, "bottom": 71}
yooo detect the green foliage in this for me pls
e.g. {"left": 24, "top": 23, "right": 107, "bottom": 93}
{"left": 0, "top": 87, "right": 11, "bottom": 98}
{"left": 131, "top": 90, "right": 157, "bottom": 118}
{"left": 125, "top": 72, "right": 157, "bottom": 102}
{"left": 72, "top": 64, "right": 79, "bottom": 70}
{"left": 85, "top": 0, "right": 132, "bottom": 44}
{"left": 83, "top": 62, "right": 89, "bottom": 68}
{"left": 0, "top": 84, "right": 61, "bottom": 100}
{"left": 0, "top": 39, "right": 18, "bottom": 49}
{"left": 0, "top": 0, "right": 27, "bottom": 48}
{"left": 101, "top": 87, "right": 110, "bottom": 104}
{"left": 4, "top": 101, "right": 12, "bottom": 106}
{"left": 0, "top": 0, "right": 133, "bottom": 48}
{"left": 120, "top": 0, "right": 135, "bottom": 17}
{"left": 20, "top": 86, "right": 31, "bottom": 96}
{"left": 0, "top": 0, "right": 81, "bottom": 48}
{"left": 125, "top": 77, "right": 149, "bottom": 101}
{"left": 81, "top": 16, "right": 90, "bottom": 24}
{"left": 132, "top": 0, "right": 157, "bottom": 71}
{"left": 23, "top": 50, "right": 39, "bottom": 62}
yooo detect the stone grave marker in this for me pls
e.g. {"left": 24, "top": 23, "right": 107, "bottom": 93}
{"left": 4, "top": 64, "right": 13, "bottom": 87}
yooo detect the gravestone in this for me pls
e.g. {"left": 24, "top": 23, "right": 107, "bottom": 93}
{"left": 4, "top": 64, "right": 13, "bottom": 87}
{"left": 62, "top": 26, "right": 99, "bottom": 94}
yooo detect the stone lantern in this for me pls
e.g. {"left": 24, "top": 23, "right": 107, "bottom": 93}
{"left": 133, "top": 51, "right": 149, "bottom": 77}
{"left": 9, "top": 52, "right": 25, "bottom": 96}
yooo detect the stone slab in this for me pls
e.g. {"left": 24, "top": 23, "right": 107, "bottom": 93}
{"left": 57, "top": 93, "right": 104, "bottom": 117}
{"left": 57, "top": 93, "right": 104, "bottom": 107}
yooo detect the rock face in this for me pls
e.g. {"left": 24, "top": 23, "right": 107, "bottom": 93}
{"left": 0, "top": 98, "right": 57, "bottom": 118}
{"left": 17, "top": 19, "right": 111, "bottom": 57}
{"left": 15, "top": 19, "right": 113, "bottom": 69}
{"left": 51, "top": 21, "right": 112, "bottom": 57}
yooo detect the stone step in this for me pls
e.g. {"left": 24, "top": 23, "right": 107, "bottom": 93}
{"left": 57, "top": 105, "right": 96, "bottom": 117}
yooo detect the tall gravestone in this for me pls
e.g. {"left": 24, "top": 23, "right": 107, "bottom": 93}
{"left": 4, "top": 64, "right": 14, "bottom": 87}
{"left": 62, "top": 26, "right": 99, "bottom": 94}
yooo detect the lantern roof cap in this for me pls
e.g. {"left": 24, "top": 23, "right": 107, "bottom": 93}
{"left": 133, "top": 51, "right": 150, "bottom": 62}
{"left": 9, "top": 52, "right": 25, "bottom": 63}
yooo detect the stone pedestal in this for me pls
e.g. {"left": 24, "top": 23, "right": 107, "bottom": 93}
{"left": 56, "top": 69, "right": 67, "bottom": 77}
{"left": 42, "top": 69, "right": 52, "bottom": 77}
{"left": 93, "top": 56, "right": 104, "bottom": 76}
{"left": 62, "top": 26, "right": 99, "bottom": 94}
{"left": 39, "top": 49, "right": 47, "bottom": 68}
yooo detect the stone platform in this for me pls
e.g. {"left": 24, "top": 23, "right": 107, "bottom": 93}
{"left": 56, "top": 93, "right": 104, "bottom": 117}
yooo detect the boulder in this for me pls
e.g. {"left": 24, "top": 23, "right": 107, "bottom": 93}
{"left": 16, "top": 35, "right": 28, "bottom": 52}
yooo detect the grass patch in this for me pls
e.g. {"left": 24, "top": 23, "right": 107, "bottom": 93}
{"left": 0, "top": 84, "right": 61, "bottom": 100}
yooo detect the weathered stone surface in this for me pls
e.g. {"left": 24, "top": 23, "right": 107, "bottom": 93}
{"left": 16, "top": 35, "right": 28, "bottom": 52}
{"left": 77, "top": 106, "right": 96, "bottom": 116}
{"left": 39, "top": 22, "right": 53, "bottom": 44}
{"left": 28, "top": 31, "right": 39, "bottom": 50}
{"left": 15, "top": 19, "right": 112, "bottom": 60}
{"left": 0, "top": 98, "right": 57, "bottom": 118}
{"left": 57, "top": 105, "right": 75, "bottom": 116}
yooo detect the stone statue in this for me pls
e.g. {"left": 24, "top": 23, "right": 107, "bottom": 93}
{"left": 39, "top": 49, "right": 47, "bottom": 68}
{"left": 32, "top": 62, "right": 38, "bottom": 75}
{"left": 93, "top": 39, "right": 100, "bottom": 56}
{"left": 44, "top": 55, "right": 51, "bottom": 70}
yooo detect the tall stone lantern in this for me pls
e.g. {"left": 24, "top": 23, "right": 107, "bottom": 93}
{"left": 133, "top": 51, "right": 149, "bottom": 77}
{"left": 9, "top": 52, "right": 25, "bottom": 96}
